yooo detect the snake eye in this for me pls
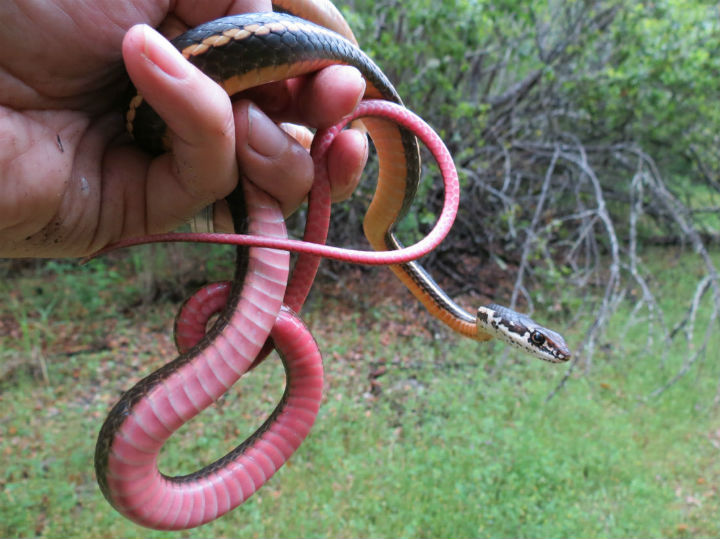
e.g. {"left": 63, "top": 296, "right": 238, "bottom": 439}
{"left": 530, "top": 330, "right": 546, "bottom": 346}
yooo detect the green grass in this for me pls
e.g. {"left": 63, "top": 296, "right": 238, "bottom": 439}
{"left": 1, "top": 248, "right": 719, "bottom": 538}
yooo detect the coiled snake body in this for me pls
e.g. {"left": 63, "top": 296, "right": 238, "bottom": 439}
{"left": 94, "top": 0, "right": 571, "bottom": 530}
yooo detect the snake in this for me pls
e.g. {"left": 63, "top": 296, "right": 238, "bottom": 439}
{"left": 94, "top": 0, "right": 571, "bottom": 530}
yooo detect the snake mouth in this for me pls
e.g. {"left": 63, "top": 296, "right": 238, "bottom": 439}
{"left": 543, "top": 340, "right": 572, "bottom": 363}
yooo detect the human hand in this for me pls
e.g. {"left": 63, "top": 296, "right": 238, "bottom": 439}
{"left": 0, "top": 0, "right": 368, "bottom": 258}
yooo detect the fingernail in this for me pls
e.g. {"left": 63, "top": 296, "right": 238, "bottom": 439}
{"left": 140, "top": 24, "right": 190, "bottom": 79}
{"left": 320, "top": 65, "right": 366, "bottom": 111}
{"left": 349, "top": 130, "right": 369, "bottom": 191}
{"left": 247, "top": 104, "right": 288, "bottom": 157}
{"left": 342, "top": 66, "right": 366, "bottom": 109}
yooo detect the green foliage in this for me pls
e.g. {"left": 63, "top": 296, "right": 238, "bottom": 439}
{"left": 330, "top": 0, "right": 720, "bottom": 257}
{"left": 561, "top": 0, "right": 720, "bottom": 177}
{"left": 345, "top": 0, "right": 539, "bottom": 137}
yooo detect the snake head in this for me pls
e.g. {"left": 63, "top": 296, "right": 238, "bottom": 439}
{"left": 477, "top": 304, "right": 571, "bottom": 363}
